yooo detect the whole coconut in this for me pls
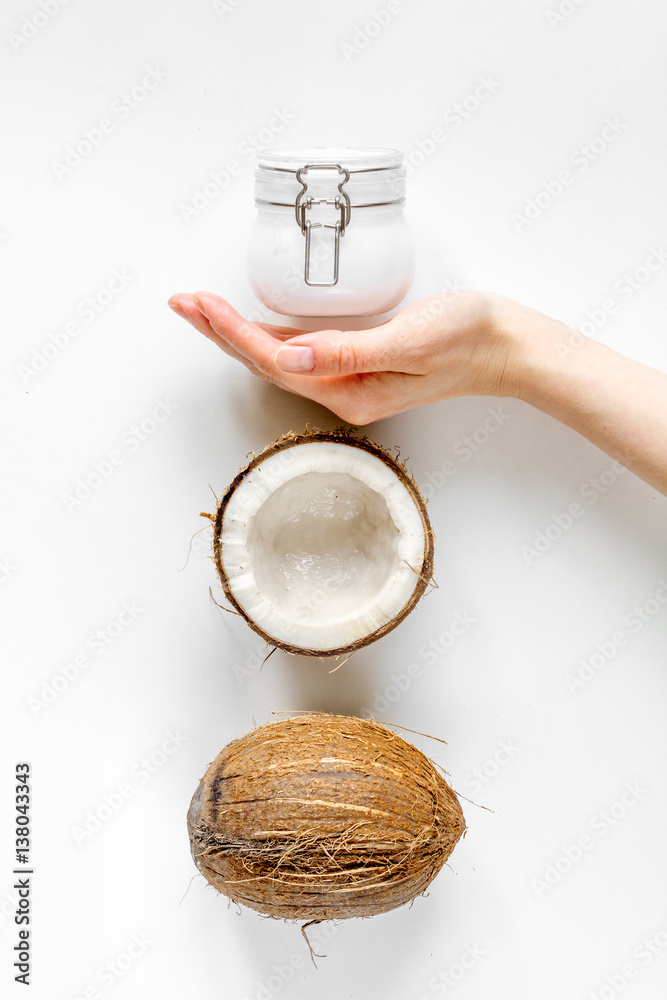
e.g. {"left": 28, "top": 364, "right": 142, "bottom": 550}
{"left": 187, "top": 714, "right": 465, "bottom": 921}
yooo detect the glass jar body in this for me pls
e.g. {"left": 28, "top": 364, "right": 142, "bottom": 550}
{"left": 247, "top": 148, "right": 414, "bottom": 317}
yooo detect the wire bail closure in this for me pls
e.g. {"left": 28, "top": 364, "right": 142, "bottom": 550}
{"left": 294, "top": 163, "right": 351, "bottom": 287}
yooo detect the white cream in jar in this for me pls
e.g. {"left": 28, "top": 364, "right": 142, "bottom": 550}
{"left": 248, "top": 147, "right": 414, "bottom": 317}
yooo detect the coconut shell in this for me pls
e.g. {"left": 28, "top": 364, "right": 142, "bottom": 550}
{"left": 211, "top": 429, "right": 435, "bottom": 657}
{"left": 187, "top": 714, "right": 465, "bottom": 921}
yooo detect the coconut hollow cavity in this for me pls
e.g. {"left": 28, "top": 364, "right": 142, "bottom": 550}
{"left": 187, "top": 714, "right": 466, "bottom": 921}
{"left": 211, "top": 430, "right": 434, "bottom": 656}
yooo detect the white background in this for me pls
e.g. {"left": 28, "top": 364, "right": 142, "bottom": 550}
{"left": 2, "top": 1, "right": 667, "bottom": 998}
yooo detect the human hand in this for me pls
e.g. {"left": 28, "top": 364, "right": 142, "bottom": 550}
{"left": 167, "top": 289, "right": 541, "bottom": 424}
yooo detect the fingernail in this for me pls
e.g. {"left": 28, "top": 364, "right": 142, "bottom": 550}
{"left": 192, "top": 295, "right": 209, "bottom": 318}
{"left": 274, "top": 346, "right": 316, "bottom": 373}
{"left": 168, "top": 298, "right": 185, "bottom": 317}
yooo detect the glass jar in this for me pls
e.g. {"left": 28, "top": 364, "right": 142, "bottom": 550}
{"left": 248, "top": 147, "right": 414, "bottom": 317}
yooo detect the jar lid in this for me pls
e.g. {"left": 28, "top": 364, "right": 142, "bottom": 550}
{"left": 255, "top": 147, "right": 406, "bottom": 208}
{"left": 258, "top": 147, "right": 403, "bottom": 173}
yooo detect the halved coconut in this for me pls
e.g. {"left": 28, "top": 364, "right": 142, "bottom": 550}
{"left": 212, "top": 430, "right": 434, "bottom": 657}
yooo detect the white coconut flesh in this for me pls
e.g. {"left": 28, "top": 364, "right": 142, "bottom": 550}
{"left": 220, "top": 442, "right": 428, "bottom": 651}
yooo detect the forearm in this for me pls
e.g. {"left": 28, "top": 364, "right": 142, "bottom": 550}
{"left": 508, "top": 311, "right": 667, "bottom": 496}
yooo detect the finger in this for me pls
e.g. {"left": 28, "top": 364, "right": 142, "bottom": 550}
{"left": 171, "top": 293, "right": 429, "bottom": 420}
{"left": 271, "top": 318, "right": 427, "bottom": 378}
{"left": 172, "top": 291, "right": 422, "bottom": 420}
{"left": 255, "top": 321, "right": 307, "bottom": 340}
{"left": 189, "top": 291, "right": 422, "bottom": 380}
{"left": 168, "top": 294, "right": 263, "bottom": 375}
{"left": 191, "top": 291, "right": 301, "bottom": 378}
{"left": 171, "top": 293, "right": 340, "bottom": 399}
{"left": 169, "top": 294, "right": 248, "bottom": 362}
{"left": 187, "top": 291, "right": 429, "bottom": 380}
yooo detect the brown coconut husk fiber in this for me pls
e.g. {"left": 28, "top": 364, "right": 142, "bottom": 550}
{"left": 210, "top": 429, "right": 435, "bottom": 657}
{"left": 187, "top": 713, "right": 465, "bottom": 921}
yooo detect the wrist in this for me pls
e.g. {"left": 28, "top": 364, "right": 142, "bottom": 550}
{"left": 490, "top": 295, "right": 593, "bottom": 406}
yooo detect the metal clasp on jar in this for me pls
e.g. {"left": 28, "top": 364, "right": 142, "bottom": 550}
{"left": 294, "top": 163, "right": 351, "bottom": 287}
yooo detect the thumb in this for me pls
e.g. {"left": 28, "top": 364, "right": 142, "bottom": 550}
{"left": 272, "top": 322, "right": 412, "bottom": 377}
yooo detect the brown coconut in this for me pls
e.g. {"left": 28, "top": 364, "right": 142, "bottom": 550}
{"left": 209, "top": 429, "right": 435, "bottom": 658}
{"left": 187, "top": 713, "right": 465, "bottom": 921}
